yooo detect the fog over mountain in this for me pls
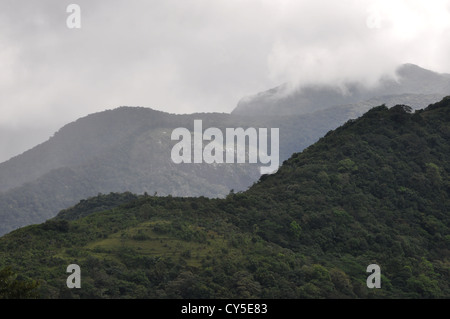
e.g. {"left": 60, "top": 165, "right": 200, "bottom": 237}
{"left": 0, "top": 102, "right": 357, "bottom": 236}
{"left": 0, "top": 63, "right": 449, "bottom": 236}
{"left": 233, "top": 64, "right": 450, "bottom": 116}
{"left": 1, "top": 1, "right": 450, "bottom": 303}
{"left": 2, "top": 1, "right": 450, "bottom": 163}
{"left": 0, "top": 126, "right": 53, "bottom": 164}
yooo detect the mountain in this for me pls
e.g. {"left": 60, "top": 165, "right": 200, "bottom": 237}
{"left": 0, "top": 105, "right": 346, "bottom": 236}
{"left": 0, "top": 125, "right": 56, "bottom": 164}
{"left": 0, "top": 108, "right": 265, "bottom": 235}
{"left": 232, "top": 64, "right": 450, "bottom": 116}
{"left": 0, "top": 102, "right": 392, "bottom": 237}
{"left": 1, "top": 64, "right": 448, "bottom": 237}
{"left": 0, "top": 97, "right": 448, "bottom": 299}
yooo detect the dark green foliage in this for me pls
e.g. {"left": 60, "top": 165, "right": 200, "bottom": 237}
{"left": 0, "top": 267, "right": 40, "bottom": 299}
{"left": 55, "top": 192, "right": 139, "bottom": 221}
{"left": 0, "top": 98, "right": 449, "bottom": 298}
{"left": 42, "top": 219, "right": 70, "bottom": 232}
{"left": 0, "top": 106, "right": 344, "bottom": 236}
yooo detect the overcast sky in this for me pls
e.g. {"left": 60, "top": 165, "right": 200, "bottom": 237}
{"left": 1, "top": 0, "right": 450, "bottom": 161}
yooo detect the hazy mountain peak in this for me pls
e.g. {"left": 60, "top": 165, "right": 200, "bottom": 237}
{"left": 397, "top": 63, "right": 439, "bottom": 76}
{"left": 232, "top": 63, "right": 450, "bottom": 116}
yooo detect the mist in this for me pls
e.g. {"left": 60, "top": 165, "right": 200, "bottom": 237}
{"left": 1, "top": 0, "right": 450, "bottom": 162}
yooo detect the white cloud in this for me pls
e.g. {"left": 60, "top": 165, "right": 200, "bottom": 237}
{"left": 0, "top": 0, "right": 450, "bottom": 161}
{"left": 267, "top": 0, "right": 450, "bottom": 90}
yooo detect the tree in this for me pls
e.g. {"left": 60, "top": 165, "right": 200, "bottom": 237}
{"left": 0, "top": 267, "right": 40, "bottom": 299}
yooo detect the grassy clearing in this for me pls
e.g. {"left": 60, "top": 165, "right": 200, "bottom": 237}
{"left": 82, "top": 220, "right": 233, "bottom": 267}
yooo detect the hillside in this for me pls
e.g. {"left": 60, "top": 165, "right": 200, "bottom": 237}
{"left": 0, "top": 109, "right": 264, "bottom": 236}
{"left": 1, "top": 64, "right": 448, "bottom": 237}
{"left": 0, "top": 97, "right": 448, "bottom": 299}
{"left": 0, "top": 101, "right": 385, "bottom": 236}
{"left": 232, "top": 64, "right": 450, "bottom": 116}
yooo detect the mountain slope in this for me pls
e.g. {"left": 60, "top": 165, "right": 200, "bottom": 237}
{"left": 0, "top": 97, "right": 448, "bottom": 299}
{"left": 1, "top": 64, "right": 448, "bottom": 237}
{"left": 0, "top": 109, "right": 265, "bottom": 235}
{"left": 232, "top": 64, "right": 450, "bottom": 116}
{"left": 0, "top": 102, "right": 390, "bottom": 236}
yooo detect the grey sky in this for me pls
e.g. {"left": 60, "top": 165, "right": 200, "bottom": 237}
{"left": 1, "top": 0, "right": 450, "bottom": 161}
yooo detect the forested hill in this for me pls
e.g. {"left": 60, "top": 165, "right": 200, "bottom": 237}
{"left": 1, "top": 65, "right": 447, "bottom": 237}
{"left": 0, "top": 97, "right": 448, "bottom": 299}
{"left": 0, "top": 103, "right": 362, "bottom": 236}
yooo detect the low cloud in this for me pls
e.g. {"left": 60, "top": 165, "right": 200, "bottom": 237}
{"left": 0, "top": 0, "right": 449, "bottom": 161}
{"left": 267, "top": 0, "right": 450, "bottom": 91}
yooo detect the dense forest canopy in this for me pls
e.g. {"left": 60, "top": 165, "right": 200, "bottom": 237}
{"left": 0, "top": 97, "right": 449, "bottom": 298}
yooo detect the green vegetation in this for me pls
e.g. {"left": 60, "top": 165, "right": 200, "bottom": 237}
{"left": 0, "top": 106, "right": 344, "bottom": 236}
{"left": 0, "top": 267, "right": 40, "bottom": 299}
{"left": 0, "top": 97, "right": 449, "bottom": 298}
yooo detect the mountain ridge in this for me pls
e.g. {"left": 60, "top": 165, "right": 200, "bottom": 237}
{"left": 232, "top": 64, "right": 450, "bottom": 116}
{"left": 1, "top": 64, "right": 448, "bottom": 237}
{"left": 0, "top": 96, "right": 448, "bottom": 298}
